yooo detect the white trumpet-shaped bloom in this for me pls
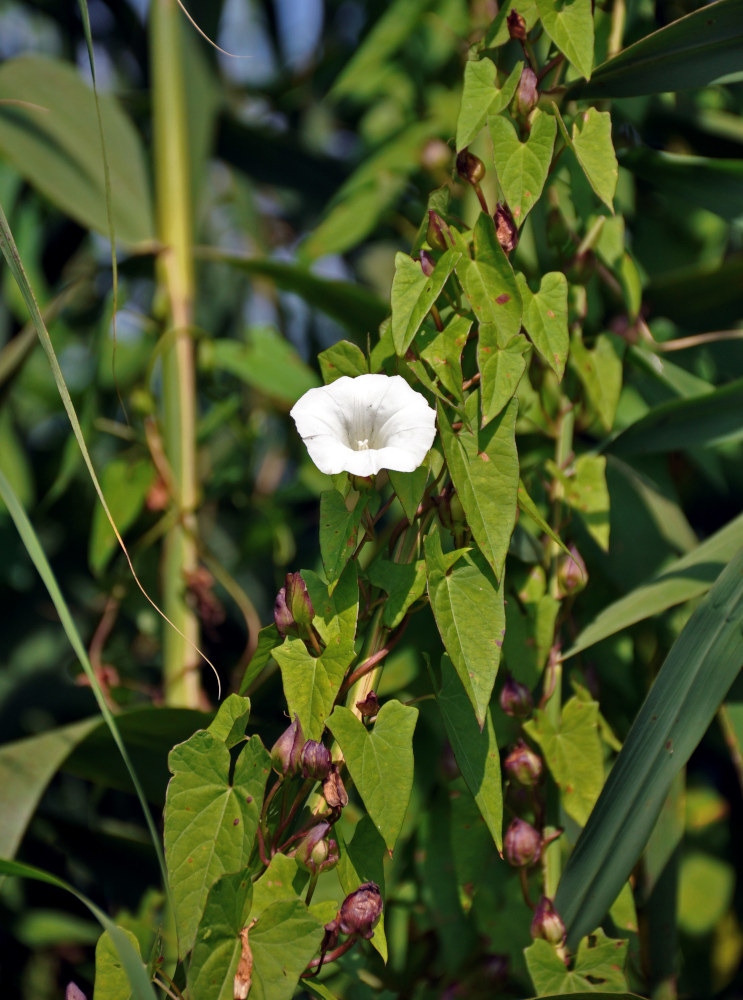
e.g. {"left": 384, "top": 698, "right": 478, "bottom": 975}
{"left": 290, "top": 374, "right": 437, "bottom": 476}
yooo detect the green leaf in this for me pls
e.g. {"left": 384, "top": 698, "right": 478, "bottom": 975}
{"left": 205, "top": 327, "right": 319, "bottom": 407}
{"left": 478, "top": 325, "right": 530, "bottom": 424}
{"left": 391, "top": 248, "right": 461, "bottom": 356}
{"left": 516, "top": 272, "right": 569, "bottom": 379}
{"left": 608, "top": 377, "right": 743, "bottom": 456}
{"left": 164, "top": 707, "right": 270, "bottom": 956}
{"left": 457, "top": 214, "right": 522, "bottom": 341}
{"left": 0, "top": 858, "right": 157, "bottom": 1000}
{"left": 567, "top": 0, "right": 743, "bottom": 99}
{"left": 524, "top": 696, "right": 603, "bottom": 826}
{"left": 417, "top": 314, "right": 471, "bottom": 402}
{"left": 248, "top": 899, "right": 325, "bottom": 1000}
{"left": 327, "top": 701, "right": 418, "bottom": 853}
{"left": 251, "top": 855, "right": 308, "bottom": 914}
{"left": 678, "top": 852, "right": 734, "bottom": 935}
{"left": 563, "top": 511, "right": 743, "bottom": 659}
{"left": 556, "top": 546, "right": 743, "bottom": 945}
{"left": 337, "top": 817, "right": 388, "bottom": 961}
{"left": 207, "top": 694, "right": 253, "bottom": 748}
{"left": 188, "top": 871, "right": 253, "bottom": 1000}
{"left": 276, "top": 564, "right": 358, "bottom": 739}
{"left": 517, "top": 480, "right": 573, "bottom": 563}
{"left": 554, "top": 106, "right": 617, "bottom": 211}
{"left": 562, "top": 454, "right": 610, "bottom": 552}
{"left": 570, "top": 331, "right": 624, "bottom": 432}
{"left": 319, "top": 491, "right": 364, "bottom": 583}
{"left": 537, "top": 0, "right": 594, "bottom": 79}
{"left": 368, "top": 558, "right": 427, "bottom": 629}
{"left": 488, "top": 111, "right": 557, "bottom": 226}
{"left": 456, "top": 60, "right": 522, "bottom": 151}
{"left": 525, "top": 931, "right": 628, "bottom": 995}
{"left": 438, "top": 396, "right": 519, "bottom": 582}
{"left": 0, "top": 55, "right": 154, "bottom": 244}
{"left": 389, "top": 464, "right": 430, "bottom": 523}
{"left": 95, "top": 926, "right": 145, "bottom": 1000}
{"left": 197, "top": 250, "right": 387, "bottom": 339}
{"left": 425, "top": 528, "right": 505, "bottom": 727}
{"left": 318, "top": 341, "right": 369, "bottom": 383}
{"left": 436, "top": 654, "right": 503, "bottom": 850}
{"left": 239, "top": 625, "right": 282, "bottom": 695}
{"left": 89, "top": 460, "right": 153, "bottom": 573}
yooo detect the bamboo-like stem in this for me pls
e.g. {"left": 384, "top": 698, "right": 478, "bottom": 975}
{"left": 150, "top": 0, "right": 201, "bottom": 707}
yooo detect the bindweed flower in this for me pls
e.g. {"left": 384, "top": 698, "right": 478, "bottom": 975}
{"left": 274, "top": 571, "right": 314, "bottom": 637}
{"left": 296, "top": 822, "right": 339, "bottom": 875}
{"left": 291, "top": 374, "right": 436, "bottom": 477}
{"left": 300, "top": 739, "right": 332, "bottom": 781}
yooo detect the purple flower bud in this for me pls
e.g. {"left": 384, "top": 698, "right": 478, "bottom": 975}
{"left": 494, "top": 202, "right": 518, "bottom": 253}
{"left": 322, "top": 763, "right": 349, "bottom": 809}
{"left": 504, "top": 817, "right": 542, "bottom": 868}
{"left": 499, "top": 675, "right": 533, "bottom": 719}
{"left": 456, "top": 149, "right": 486, "bottom": 185}
{"left": 270, "top": 714, "right": 305, "bottom": 776}
{"left": 418, "top": 249, "right": 436, "bottom": 277}
{"left": 530, "top": 895, "right": 566, "bottom": 945}
{"left": 296, "top": 822, "right": 338, "bottom": 875}
{"left": 274, "top": 572, "right": 314, "bottom": 637}
{"left": 504, "top": 739, "right": 543, "bottom": 787}
{"left": 556, "top": 544, "right": 587, "bottom": 597}
{"left": 339, "top": 882, "right": 383, "bottom": 939}
{"left": 507, "top": 9, "right": 527, "bottom": 40}
{"left": 515, "top": 66, "right": 538, "bottom": 118}
{"left": 300, "top": 739, "right": 332, "bottom": 781}
{"left": 356, "top": 691, "right": 380, "bottom": 718}
{"left": 427, "top": 210, "right": 449, "bottom": 251}
{"left": 66, "top": 986, "right": 87, "bottom": 1000}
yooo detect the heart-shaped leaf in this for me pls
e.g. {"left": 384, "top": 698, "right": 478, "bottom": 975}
{"left": 488, "top": 111, "right": 557, "bottom": 226}
{"left": 516, "top": 272, "right": 569, "bottom": 379}
{"left": 456, "top": 60, "right": 522, "bottom": 151}
{"left": 536, "top": 0, "right": 594, "bottom": 80}
{"left": 457, "top": 214, "right": 522, "bottom": 342}
{"left": 478, "top": 325, "right": 530, "bottom": 425}
{"left": 327, "top": 701, "right": 418, "bottom": 853}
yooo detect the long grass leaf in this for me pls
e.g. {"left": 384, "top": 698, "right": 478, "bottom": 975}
{"left": 555, "top": 545, "right": 743, "bottom": 945}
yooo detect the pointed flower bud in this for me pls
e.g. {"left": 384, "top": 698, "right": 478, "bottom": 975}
{"left": 322, "top": 763, "right": 349, "bottom": 809}
{"left": 356, "top": 691, "right": 380, "bottom": 718}
{"left": 418, "top": 250, "right": 435, "bottom": 277}
{"left": 300, "top": 739, "right": 332, "bottom": 781}
{"left": 504, "top": 739, "right": 543, "bottom": 787}
{"left": 296, "top": 822, "right": 339, "bottom": 875}
{"left": 530, "top": 896, "right": 566, "bottom": 945}
{"left": 515, "top": 66, "right": 538, "bottom": 118}
{"left": 556, "top": 544, "right": 587, "bottom": 598}
{"left": 456, "top": 149, "right": 486, "bottom": 185}
{"left": 270, "top": 714, "right": 305, "bottom": 776}
{"left": 507, "top": 9, "right": 527, "bottom": 40}
{"left": 494, "top": 202, "right": 518, "bottom": 253}
{"left": 499, "top": 674, "right": 533, "bottom": 719}
{"left": 339, "top": 882, "right": 383, "bottom": 939}
{"left": 504, "top": 817, "right": 542, "bottom": 868}
{"left": 274, "top": 572, "right": 315, "bottom": 637}
{"left": 426, "top": 210, "right": 449, "bottom": 251}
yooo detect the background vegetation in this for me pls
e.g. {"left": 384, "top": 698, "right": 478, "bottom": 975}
{"left": 1, "top": 0, "right": 743, "bottom": 998}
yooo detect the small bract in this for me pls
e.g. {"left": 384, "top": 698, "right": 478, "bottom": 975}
{"left": 290, "top": 374, "right": 437, "bottom": 477}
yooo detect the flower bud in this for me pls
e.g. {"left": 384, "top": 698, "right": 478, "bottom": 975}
{"left": 507, "top": 9, "right": 527, "bottom": 40}
{"left": 504, "top": 739, "right": 543, "bottom": 787}
{"left": 456, "top": 149, "right": 486, "bottom": 185}
{"left": 270, "top": 714, "right": 305, "bottom": 776}
{"left": 339, "top": 882, "right": 383, "bottom": 939}
{"left": 494, "top": 202, "right": 518, "bottom": 253}
{"left": 427, "top": 210, "right": 449, "bottom": 251}
{"left": 296, "top": 822, "right": 339, "bottom": 875}
{"left": 356, "top": 691, "right": 380, "bottom": 718}
{"left": 274, "top": 572, "right": 314, "bottom": 637}
{"left": 515, "top": 66, "right": 538, "bottom": 118}
{"left": 300, "top": 739, "right": 332, "bottom": 781}
{"left": 499, "top": 675, "right": 533, "bottom": 719}
{"left": 504, "top": 817, "right": 542, "bottom": 867}
{"left": 322, "top": 763, "right": 349, "bottom": 809}
{"left": 556, "top": 544, "right": 587, "bottom": 598}
{"left": 418, "top": 249, "right": 435, "bottom": 277}
{"left": 530, "top": 895, "right": 566, "bottom": 945}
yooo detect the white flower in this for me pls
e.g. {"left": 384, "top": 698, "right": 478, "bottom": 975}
{"left": 290, "top": 374, "right": 437, "bottom": 476}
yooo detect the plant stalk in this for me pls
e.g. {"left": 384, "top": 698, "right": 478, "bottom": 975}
{"left": 150, "top": 0, "right": 201, "bottom": 707}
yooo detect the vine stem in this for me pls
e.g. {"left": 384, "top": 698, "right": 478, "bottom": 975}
{"left": 150, "top": 0, "right": 202, "bottom": 707}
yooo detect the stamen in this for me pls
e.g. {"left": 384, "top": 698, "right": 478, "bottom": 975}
{"left": 356, "top": 439, "right": 369, "bottom": 450}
